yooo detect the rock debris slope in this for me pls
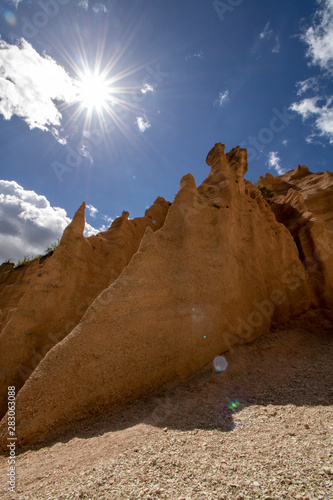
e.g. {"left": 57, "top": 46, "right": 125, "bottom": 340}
{"left": 1, "top": 142, "right": 326, "bottom": 448}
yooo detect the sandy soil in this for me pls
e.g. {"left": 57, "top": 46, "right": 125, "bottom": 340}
{"left": 0, "top": 309, "right": 332, "bottom": 500}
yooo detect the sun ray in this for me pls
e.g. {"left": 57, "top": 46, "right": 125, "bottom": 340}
{"left": 47, "top": 19, "right": 174, "bottom": 144}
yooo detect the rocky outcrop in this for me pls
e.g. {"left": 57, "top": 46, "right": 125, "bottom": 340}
{"left": 259, "top": 167, "right": 333, "bottom": 308}
{"left": 0, "top": 197, "right": 170, "bottom": 420}
{"left": 0, "top": 259, "right": 45, "bottom": 335}
{"left": 0, "top": 143, "right": 315, "bottom": 448}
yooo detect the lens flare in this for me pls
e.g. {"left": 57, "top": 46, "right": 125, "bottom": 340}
{"left": 227, "top": 399, "right": 241, "bottom": 411}
{"left": 3, "top": 9, "right": 16, "bottom": 26}
{"left": 214, "top": 355, "right": 228, "bottom": 372}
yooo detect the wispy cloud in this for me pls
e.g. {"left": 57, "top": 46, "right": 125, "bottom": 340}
{"left": 258, "top": 22, "right": 280, "bottom": 54}
{"left": 282, "top": 139, "right": 288, "bottom": 146}
{"left": 77, "top": 0, "right": 89, "bottom": 9}
{"left": 300, "top": 0, "right": 333, "bottom": 72}
{"left": 103, "top": 214, "right": 114, "bottom": 224}
{"left": 141, "top": 83, "right": 154, "bottom": 94}
{"left": 266, "top": 151, "right": 286, "bottom": 175}
{"left": 0, "top": 40, "right": 76, "bottom": 137}
{"left": 272, "top": 36, "right": 280, "bottom": 53}
{"left": 77, "top": 143, "right": 94, "bottom": 164}
{"left": 86, "top": 204, "right": 98, "bottom": 218}
{"left": 185, "top": 50, "right": 204, "bottom": 61}
{"left": 85, "top": 209, "right": 114, "bottom": 233}
{"left": 260, "top": 22, "right": 273, "bottom": 40}
{"left": 136, "top": 116, "right": 151, "bottom": 133}
{"left": 296, "top": 76, "right": 320, "bottom": 96}
{"left": 97, "top": 214, "right": 114, "bottom": 232}
{"left": 92, "top": 3, "right": 108, "bottom": 14}
{"left": 215, "top": 90, "right": 229, "bottom": 107}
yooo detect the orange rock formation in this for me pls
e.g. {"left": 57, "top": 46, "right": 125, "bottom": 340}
{"left": 0, "top": 197, "right": 170, "bottom": 420}
{"left": 0, "top": 143, "right": 331, "bottom": 448}
{"left": 259, "top": 167, "right": 333, "bottom": 307}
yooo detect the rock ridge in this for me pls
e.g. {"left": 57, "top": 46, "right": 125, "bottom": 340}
{"left": 0, "top": 196, "right": 171, "bottom": 420}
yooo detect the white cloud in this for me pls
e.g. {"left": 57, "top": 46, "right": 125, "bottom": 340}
{"left": 77, "top": 143, "right": 94, "bottom": 164}
{"left": 290, "top": 97, "right": 320, "bottom": 120}
{"left": 282, "top": 139, "right": 288, "bottom": 146}
{"left": 185, "top": 51, "right": 204, "bottom": 61}
{"left": 84, "top": 222, "right": 99, "bottom": 237}
{"left": 102, "top": 214, "right": 114, "bottom": 225}
{"left": 296, "top": 77, "right": 320, "bottom": 96}
{"left": 301, "top": 0, "right": 333, "bottom": 72}
{"left": 215, "top": 90, "right": 229, "bottom": 107}
{"left": 272, "top": 36, "right": 280, "bottom": 53}
{"left": 77, "top": 0, "right": 108, "bottom": 13}
{"left": 77, "top": 0, "right": 89, "bottom": 9}
{"left": 260, "top": 22, "right": 273, "bottom": 40}
{"left": 0, "top": 180, "right": 100, "bottom": 263}
{"left": 290, "top": 96, "right": 333, "bottom": 144}
{"left": 0, "top": 180, "right": 71, "bottom": 263}
{"left": 98, "top": 223, "right": 111, "bottom": 232}
{"left": 86, "top": 204, "right": 98, "bottom": 218}
{"left": 0, "top": 40, "right": 77, "bottom": 136}
{"left": 193, "top": 51, "right": 204, "bottom": 59}
{"left": 136, "top": 116, "right": 151, "bottom": 133}
{"left": 258, "top": 22, "right": 280, "bottom": 54}
{"left": 84, "top": 209, "right": 114, "bottom": 234}
{"left": 50, "top": 127, "right": 68, "bottom": 145}
{"left": 92, "top": 3, "right": 108, "bottom": 14}
{"left": 141, "top": 83, "right": 154, "bottom": 94}
{"left": 266, "top": 151, "right": 286, "bottom": 176}
{"left": 291, "top": 2, "right": 333, "bottom": 146}
{"left": 97, "top": 214, "right": 114, "bottom": 232}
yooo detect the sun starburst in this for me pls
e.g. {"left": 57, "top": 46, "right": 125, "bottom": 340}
{"left": 76, "top": 70, "right": 113, "bottom": 113}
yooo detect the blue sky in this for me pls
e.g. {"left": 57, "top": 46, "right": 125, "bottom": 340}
{"left": 0, "top": 0, "right": 332, "bottom": 262}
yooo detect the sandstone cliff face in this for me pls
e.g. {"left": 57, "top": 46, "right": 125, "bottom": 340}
{"left": 0, "top": 197, "right": 170, "bottom": 421}
{"left": 259, "top": 167, "right": 333, "bottom": 308}
{"left": 0, "top": 258, "right": 45, "bottom": 335}
{"left": 0, "top": 143, "right": 316, "bottom": 448}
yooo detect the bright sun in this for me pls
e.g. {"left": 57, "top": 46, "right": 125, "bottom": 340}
{"left": 77, "top": 71, "right": 112, "bottom": 112}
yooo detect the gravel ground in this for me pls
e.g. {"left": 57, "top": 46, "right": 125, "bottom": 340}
{"left": 0, "top": 309, "right": 332, "bottom": 500}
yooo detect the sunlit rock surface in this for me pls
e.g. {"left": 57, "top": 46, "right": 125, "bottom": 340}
{"left": 0, "top": 198, "right": 170, "bottom": 420}
{"left": 259, "top": 167, "right": 333, "bottom": 307}
{"left": 0, "top": 143, "right": 332, "bottom": 448}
